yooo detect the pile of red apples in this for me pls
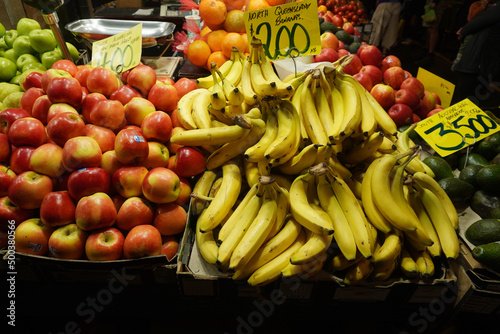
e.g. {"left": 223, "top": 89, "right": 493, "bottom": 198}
{"left": 0, "top": 59, "right": 205, "bottom": 262}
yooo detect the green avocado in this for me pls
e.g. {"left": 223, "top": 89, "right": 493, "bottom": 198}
{"left": 422, "top": 155, "right": 455, "bottom": 181}
{"left": 457, "top": 152, "right": 489, "bottom": 170}
{"left": 472, "top": 242, "right": 500, "bottom": 272}
{"left": 474, "top": 132, "right": 500, "bottom": 161}
{"left": 476, "top": 165, "right": 500, "bottom": 195}
{"left": 437, "top": 177, "right": 476, "bottom": 211}
{"left": 320, "top": 21, "right": 339, "bottom": 34}
{"left": 470, "top": 190, "right": 500, "bottom": 219}
{"left": 465, "top": 219, "right": 500, "bottom": 246}
{"left": 458, "top": 164, "right": 483, "bottom": 188}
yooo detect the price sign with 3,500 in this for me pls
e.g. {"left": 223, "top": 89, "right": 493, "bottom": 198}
{"left": 91, "top": 24, "right": 142, "bottom": 73}
{"left": 243, "top": 0, "right": 321, "bottom": 60}
{"left": 415, "top": 99, "right": 500, "bottom": 157}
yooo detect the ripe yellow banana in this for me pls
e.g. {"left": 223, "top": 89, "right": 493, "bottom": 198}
{"left": 169, "top": 122, "right": 250, "bottom": 147}
{"left": 197, "top": 160, "right": 242, "bottom": 232}
{"left": 313, "top": 75, "right": 335, "bottom": 143}
{"left": 249, "top": 40, "right": 277, "bottom": 97}
{"left": 410, "top": 247, "right": 435, "bottom": 278}
{"left": 175, "top": 88, "right": 207, "bottom": 130}
{"left": 229, "top": 186, "right": 278, "bottom": 272}
{"left": 335, "top": 78, "right": 362, "bottom": 140}
{"left": 205, "top": 118, "right": 266, "bottom": 170}
{"left": 412, "top": 171, "right": 459, "bottom": 230}
{"left": 289, "top": 172, "right": 335, "bottom": 235}
{"left": 264, "top": 100, "right": 297, "bottom": 160}
{"left": 278, "top": 143, "right": 320, "bottom": 175}
{"left": 247, "top": 228, "right": 307, "bottom": 287}
{"left": 239, "top": 54, "right": 259, "bottom": 106}
{"left": 196, "top": 224, "right": 218, "bottom": 265}
{"left": 258, "top": 46, "right": 294, "bottom": 99}
{"left": 341, "top": 131, "right": 385, "bottom": 165}
{"left": 191, "top": 170, "right": 218, "bottom": 216}
{"left": 329, "top": 81, "right": 345, "bottom": 144}
{"left": 223, "top": 47, "right": 243, "bottom": 87}
{"left": 371, "top": 259, "right": 397, "bottom": 282}
{"left": 266, "top": 184, "right": 290, "bottom": 241}
{"left": 244, "top": 102, "right": 279, "bottom": 162}
{"left": 291, "top": 82, "right": 309, "bottom": 144}
{"left": 191, "top": 89, "right": 213, "bottom": 129}
{"left": 301, "top": 71, "right": 329, "bottom": 145}
{"left": 331, "top": 252, "right": 363, "bottom": 271}
{"left": 209, "top": 63, "right": 228, "bottom": 111}
{"left": 282, "top": 252, "right": 327, "bottom": 278}
{"left": 394, "top": 125, "right": 436, "bottom": 177}
{"left": 363, "top": 89, "right": 398, "bottom": 139}
{"left": 378, "top": 134, "right": 398, "bottom": 154}
{"left": 243, "top": 160, "right": 260, "bottom": 188}
{"left": 196, "top": 56, "right": 233, "bottom": 89}
{"left": 344, "top": 257, "right": 373, "bottom": 285}
{"left": 372, "top": 231, "right": 402, "bottom": 266}
{"left": 400, "top": 244, "right": 418, "bottom": 278}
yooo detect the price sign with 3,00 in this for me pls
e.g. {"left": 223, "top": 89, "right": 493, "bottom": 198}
{"left": 415, "top": 99, "right": 500, "bottom": 157}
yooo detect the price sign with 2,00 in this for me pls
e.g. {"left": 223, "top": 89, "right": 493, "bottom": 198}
{"left": 415, "top": 99, "right": 500, "bottom": 157}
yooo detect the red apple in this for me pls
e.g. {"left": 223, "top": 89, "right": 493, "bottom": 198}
{"left": 413, "top": 99, "right": 430, "bottom": 119}
{"left": 426, "top": 106, "right": 445, "bottom": 118}
{"left": 62, "top": 136, "right": 102, "bottom": 172}
{"left": 81, "top": 124, "right": 116, "bottom": 153}
{"left": 404, "top": 70, "right": 412, "bottom": 79}
{"left": 173, "top": 77, "right": 199, "bottom": 99}
{"left": 46, "top": 112, "right": 85, "bottom": 147}
{"left": 174, "top": 146, "right": 205, "bottom": 178}
{"left": 90, "top": 99, "right": 126, "bottom": 131}
{"left": 67, "top": 167, "right": 111, "bottom": 201}
{"left": 114, "top": 128, "right": 149, "bottom": 165}
{"left": 359, "top": 65, "right": 383, "bottom": 85}
{"left": 320, "top": 32, "right": 340, "bottom": 50}
{"left": 86, "top": 67, "right": 121, "bottom": 97}
{"left": 353, "top": 72, "right": 373, "bottom": 92}
{"left": 338, "top": 48, "right": 349, "bottom": 57}
{"left": 143, "top": 141, "right": 170, "bottom": 169}
{"left": 153, "top": 202, "right": 187, "bottom": 236}
{"left": 394, "top": 88, "right": 421, "bottom": 110}
{"left": 0, "top": 133, "right": 10, "bottom": 163}
{"left": 0, "top": 165, "right": 16, "bottom": 197}
{"left": 140, "top": 111, "right": 173, "bottom": 143}
{"left": 0, "top": 108, "right": 30, "bottom": 134}
{"left": 0, "top": 196, "right": 36, "bottom": 232}
{"left": 28, "top": 143, "right": 66, "bottom": 178}
{"left": 40, "top": 68, "right": 72, "bottom": 93}
{"left": 8, "top": 170, "right": 53, "bottom": 209}
{"left": 48, "top": 223, "right": 88, "bottom": 259}
{"left": 370, "top": 84, "right": 395, "bottom": 110}
{"left": 81, "top": 92, "right": 107, "bottom": 123}
{"left": 161, "top": 235, "right": 179, "bottom": 261}
{"left": 157, "top": 77, "right": 175, "bottom": 85}
{"left": 342, "top": 54, "right": 363, "bottom": 75}
{"left": 40, "top": 190, "right": 76, "bottom": 227}
{"left": 74, "top": 64, "right": 93, "bottom": 88}
{"left": 9, "top": 146, "right": 35, "bottom": 175}
{"left": 116, "top": 196, "right": 154, "bottom": 231}
{"left": 75, "top": 192, "right": 117, "bottom": 231}
{"left": 7, "top": 117, "right": 47, "bottom": 148}
{"left": 332, "top": 14, "right": 343, "bottom": 27}
{"left": 380, "top": 55, "right": 402, "bottom": 73}
{"left": 142, "top": 167, "right": 181, "bottom": 204}
{"left": 46, "top": 102, "right": 79, "bottom": 124}
{"left": 14, "top": 218, "right": 53, "bottom": 256}
{"left": 400, "top": 77, "right": 425, "bottom": 99}
{"left": 123, "top": 224, "right": 162, "bottom": 259}
{"left": 166, "top": 127, "right": 185, "bottom": 155}
{"left": 422, "top": 90, "right": 437, "bottom": 112}
{"left": 46, "top": 76, "right": 83, "bottom": 107}
{"left": 85, "top": 227, "right": 124, "bottom": 261}
{"left": 110, "top": 84, "right": 141, "bottom": 106}
{"left": 124, "top": 96, "right": 156, "bottom": 127}
{"left": 431, "top": 92, "right": 441, "bottom": 106}
{"left": 147, "top": 82, "right": 178, "bottom": 113}
{"left": 52, "top": 59, "right": 78, "bottom": 77}
{"left": 314, "top": 47, "right": 340, "bottom": 63}
{"left": 20, "top": 87, "right": 44, "bottom": 115}
{"left": 21, "top": 71, "right": 43, "bottom": 91}
{"left": 101, "top": 150, "right": 126, "bottom": 176}
{"left": 387, "top": 103, "right": 414, "bottom": 127}
{"left": 359, "top": 45, "right": 383, "bottom": 67}
{"left": 342, "top": 22, "right": 355, "bottom": 35}
{"left": 31, "top": 95, "right": 52, "bottom": 125}
{"left": 356, "top": 43, "right": 368, "bottom": 58}
{"left": 127, "top": 64, "right": 157, "bottom": 97}
{"left": 383, "top": 66, "right": 406, "bottom": 90}
{"left": 412, "top": 113, "right": 421, "bottom": 123}
{"left": 112, "top": 165, "right": 149, "bottom": 198}
{"left": 174, "top": 176, "right": 192, "bottom": 206}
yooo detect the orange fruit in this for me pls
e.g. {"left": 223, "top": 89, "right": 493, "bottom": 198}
{"left": 220, "top": 32, "right": 247, "bottom": 58}
{"left": 222, "top": 0, "right": 246, "bottom": 11}
{"left": 200, "top": 26, "right": 212, "bottom": 37}
{"left": 266, "top": 0, "right": 286, "bottom": 5}
{"left": 207, "top": 51, "right": 229, "bottom": 70}
{"left": 240, "top": 33, "right": 250, "bottom": 53}
{"left": 199, "top": 0, "right": 227, "bottom": 30}
{"left": 207, "top": 29, "right": 228, "bottom": 52}
{"left": 247, "top": 0, "right": 270, "bottom": 11}
{"left": 186, "top": 40, "right": 211, "bottom": 68}
{"left": 224, "top": 10, "right": 246, "bottom": 33}
{"left": 318, "top": 5, "right": 327, "bottom": 15}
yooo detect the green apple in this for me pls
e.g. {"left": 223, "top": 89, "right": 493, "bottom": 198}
{"left": 0, "top": 37, "right": 7, "bottom": 49}
{"left": 4, "top": 30, "right": 18, "bottom": 48}
{"left": 2, "top": 91, "right": 24, "bottom": 109}
{"left": 41, "top": 49, "right": 63, "bottom": 69}
{"left": 29, "top": 29, "right": 57, "bottom": 54}
{"left": 22, "top": 62, "right": 46, "bottom": 72}
{"left": 0, "top": 82, "right": 22, "bottom": 101}
{"left": 17, "top": 18, "right": 41, "bottom": 36}
{"left": 16, "top": 53, "right": 40, "bottom": 71}
{"left": 0, "top": 49, "right": 4, "bottom": 57}
{"left": 0, "top": 57, "right": 17, "bottom": 82}
{"left": 55, "top": 42, "right": 80, "bottom": 62}
{"left": 13, "top": 35, "right": 36, "bottom": 56}
{"left": 3, "top": 49, "right": 18, "bottom": 64}
{"left": 10, "top": 74, "right": 21, "bottom": 85}
{"left": 0, "top": 23, "right": 5, "bottom": 38}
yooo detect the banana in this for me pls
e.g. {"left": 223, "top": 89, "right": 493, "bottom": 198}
{"left": 196, "top": 224, "right": 219, "bottom": 265}
{"left": 363, "top": 89, "right": 398, "bottom": 139}
{"left": 218, "top": 68, "right": 244, "bottom": 107}
{"left": 329, "top": 172, "right": 373, "bottom": 259}
{"left": 282, "top": 252, "right": 327, "bottom": 278}
{"left": 412, "top": 171, "right": 459, "bottom": 230}
{"left": 329, "top": 80, "right": 345, "bottom": 144}
{"left": 196, "top": 56, "right": 234, "bottom": 89}
{"left": 264, "top": 99, "right": 297, "bottom": 160}
{"left": 394, "top": 125, "right": 436, "bottom": 177}
{"left": 341, "top": 131, "right": 385, "bottom": 165}
{"left": 249, "top": 39, "right": 277, "bottom": 97}
{"left": 244, "top": 101, "right": 279, "bottom": 163}
{"left": 209, "top": 63, "right": 228, "bottom": 111}
{"left": 278, "top": 143, "right": 320, "bottom": 175}
{"left": 258, "top": 45, "right": 294, "bottom": 98}
{"left": 190, "top": 170, "right": 218, "bottom": 216}
{"left": 232, "top": 216, "right": 302, "bottom": 281}
{"left": 410, "top": 247, "right": 435, "bottom": 278}
{"left": 243, "top": 160, "right": 260, "bottom": 188}
{"left": 378, "top": 135, "right": 398, "bottom": 154}
{"left": 289, "top": 172, "right": 335, "bottom": 235}
{"left": 371, "top": 259, "right": 397, "bottom": 282}
{"left": 371, "top": 231, "right": 402, "bottom": 266}
{"left": 327, "top": 154, "right": 352, "bottom": 180}
{"left": 360, "top": 158, "right": 393, "bottom": 233}
{"left": 291, "top": 82, "right": 309, "bottom": 144}
{"left": 335, "top": 77, "right": 362, "bottom": 140}
{"left": 314, "top": 143, "right": 334, "bottom": 165}
{"left": 191, "top": 89, "right": 213, "bottom": 129}
{"left": 331, "top": 252, "right": 363, "bottom": 271}
{"left": 247, "top": 228, "right": 307, "bottom": 287}
{"left": 224, "top": 47, "right": 244, "bottom": 87}
{"left": 175, "top": 88, "right": 207, "bottom": 130}
{"left": 417, "top": 186, "right": 460, "bottom": 259}
{"left": 301, "top": 70, "right": 329, "bottom": 145}
{"left": 400, "top": 244, "right": 418, "bottom": 278}
{"left": 229, "top": 185, "right": 278, "bottom": 272}
{"left": 344, "top": 176, "right": 362, "bottom": 200}
{"left": 197, "top": 160, "right": 242, "bottom": 232}
{"left": 313, "top": 74, "right": 335, "bottom": 143}
{"left": 271, "top": 173, "right": 293, "bottom": 192}
{"left": 169, "top": 122, "right": 250, "bottom": 147}
{"left": 266, "top": 183, "right": 290, "bottom": 241}
{"left": 216, "top": 185, "right": 263, "bottom": 267}
{"left": 344, "top": 257, "right": 373, "bottom": 285}
{"left": 217, "top": 182, "right": 260, "bottom": 243}
{"left": 205, "top": 118, "right": 266, "bottom": 170}
{"left": 239, "top": 54, "right": 259, "bottom": 106}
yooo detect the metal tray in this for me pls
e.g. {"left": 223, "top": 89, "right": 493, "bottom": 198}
{"left": 65, "top": 19, "right": 175, "bottom": 48}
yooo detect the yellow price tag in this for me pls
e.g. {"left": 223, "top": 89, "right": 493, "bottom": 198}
{"left": 243, "top": 0, "right": 321, "bottom": 60}
{"left": 91, "top": 23, "right": 142, "bottom": 73}
{"left": 415, "top": 99, "right": 500, "bottom": 157}
{"left": 416, "top": 67, "right": 455, "bottom": 108}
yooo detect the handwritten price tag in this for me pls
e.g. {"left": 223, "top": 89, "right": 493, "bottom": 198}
{"left": 91, "top": 23, "right": 142, "bottom": 72}
{"left": 416, "top": 68, "right": 455, "bottom": 108}
{"left": 415, "top": 99, "right": 500, "bottom": 157}
{"left": 243, "top": 0, "right": 321, "bottom": 60}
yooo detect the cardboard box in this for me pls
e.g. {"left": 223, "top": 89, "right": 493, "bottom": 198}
{"left": 115, "top": 0, "right": 143, "bottom": 8}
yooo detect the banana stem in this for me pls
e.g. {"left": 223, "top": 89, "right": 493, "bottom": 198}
{"left": 190, "top": 193, "right": 214, "bottom": 201}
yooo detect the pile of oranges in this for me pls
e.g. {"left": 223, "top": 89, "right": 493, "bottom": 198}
{"left": 185, "top": 0, "right": 288, "bottom": 70}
